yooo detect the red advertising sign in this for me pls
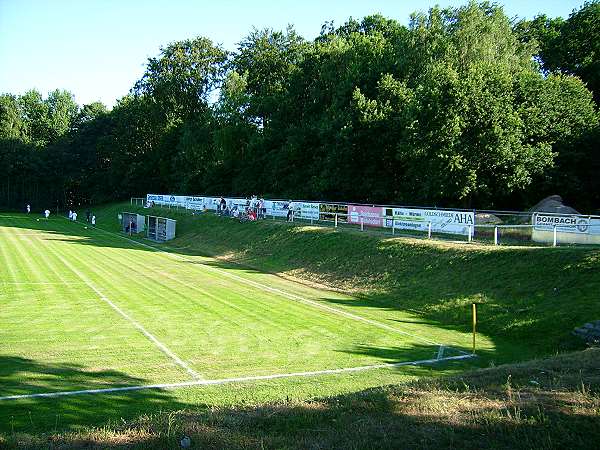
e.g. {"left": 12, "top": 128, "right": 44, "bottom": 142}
{"left": 348, "top": 205, "right": 384, "bottom": 227}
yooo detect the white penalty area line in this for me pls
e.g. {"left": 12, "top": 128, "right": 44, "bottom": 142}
{"left": 0, "top": 354, "right": 474, "bottom": 401}
{"left": 32, "top": 233, "right": 202, "bottom": 381}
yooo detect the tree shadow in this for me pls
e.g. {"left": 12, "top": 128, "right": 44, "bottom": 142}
{"left": 0, "top": 355, "right": 186, "bottom": 434}
{"left": 7, "top": 358, "right": 598, "bottom": 449}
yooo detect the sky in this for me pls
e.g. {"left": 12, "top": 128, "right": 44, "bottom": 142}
{"left": 0, "top": 0, "right": 585, "bottom": 108}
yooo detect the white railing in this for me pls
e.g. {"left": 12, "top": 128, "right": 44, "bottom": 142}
{"left": 140, "top": 194, "right": 600, "bottom": 247}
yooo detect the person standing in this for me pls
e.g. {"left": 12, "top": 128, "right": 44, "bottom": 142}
{"left": 44, "top": 209, "right": 50, "bottom": 219}
{"left": 72, "top": 211, "right": 78, "bottom": 221}
{"left": 287, "top": 200, "right": 295, "bottom": 222}
{"left": 91, "top": 215, "right": 96, "bottom": 227}
{"left": 26, "top": 204, "right": 31, "bottom": 214}
{"left": 86, "top": 209, "right": 91, "bottom": 223}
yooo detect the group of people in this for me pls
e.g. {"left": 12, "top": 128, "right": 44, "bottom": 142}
{"left": 25, "top": 204, "right": 50, "bottom": 219}
{"left": 217, "top": 195, "right": 267, "bottom": 222}
{"left": 68, "top": 209, "right": 96, "bottom": 226}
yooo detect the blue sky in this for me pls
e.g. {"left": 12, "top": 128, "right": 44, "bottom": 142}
{"left": 0, "top": 0, "right": 584, "bottom": 107}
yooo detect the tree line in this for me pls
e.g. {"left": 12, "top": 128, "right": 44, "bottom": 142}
{"left": 1, "top": 1, "right": 598, "bottom": 212}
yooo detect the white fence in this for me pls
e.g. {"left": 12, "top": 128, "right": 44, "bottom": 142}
{"left": 135, "top": 195, "right": 600, "bottom": 247}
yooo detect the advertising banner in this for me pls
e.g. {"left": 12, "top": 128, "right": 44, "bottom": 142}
{"left": 146, "top": 194, "right": 186, "bottom": 206}
{"left": 533, "top": 213, "right": 597, "bottom": 234}
{"left": 266, "top": 200, "right": 290, "bottom": 217}
{"left": 383, "top": 207, "right": 474, "bottom": 236}
{"left": 292, "top": 202, "right": 320, "bottom": 220}
{"left": 348, "top": 205, "right": 384, "bottom": 227}
{"left": 203, "top": 197, "right": 221, "bottom": 210}
{"left": 226, "top": 198, "right": 248, "bottom": 209}
{"left": 319, "top": 204, "right": 348, "bottom": 222}
{"left": 184, "top": 196, "right": 205, "bottom": 210}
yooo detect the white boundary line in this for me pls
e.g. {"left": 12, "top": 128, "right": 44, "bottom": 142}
{"left": 29, "top": 231, "right": 202, "bottom": 381}
{"left": 0, "top": 354, "right": 473, "bottom": 401}
{"left": 81, "top": 222, "right": 461, "bottom": 351}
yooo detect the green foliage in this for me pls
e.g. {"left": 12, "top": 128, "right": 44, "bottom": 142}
{"left": 0, "top": 2, "right": 598, "bottom": 211}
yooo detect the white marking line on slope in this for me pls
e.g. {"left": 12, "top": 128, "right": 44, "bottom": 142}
{"left": 0, "top": 354, "right": 474, "bottom": 401}
{"left": 33, "top": 234, "right": 202, "bottom": 381}
{"left": 87, "top": 224, "right": 447, "bottom": 349}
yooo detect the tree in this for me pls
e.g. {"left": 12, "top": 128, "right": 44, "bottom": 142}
{"left": 134, "top": 37, "right": 227, "bottom": 121}
{"left": 516, "top": 1, "right": 600, "bottom": 104}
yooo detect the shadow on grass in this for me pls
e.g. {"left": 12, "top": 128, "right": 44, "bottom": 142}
{"left": 4, "top": 350, "right": 600, "bottom": 449}
{"left": 0, "top": 355, "right": 186, "bottom": 435}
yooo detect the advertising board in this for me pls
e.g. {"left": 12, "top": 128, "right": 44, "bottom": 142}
{"left": 319, "top": 204, "right": 348, "bottom": 222}
{"left": 383, "top": 207, "right": 474, "bottom": 236}
{"left": 348, "top": 205, "right": 384, "bottom": 227}
{"left": 532, "top": 213, "right": 595, "bottom": 234}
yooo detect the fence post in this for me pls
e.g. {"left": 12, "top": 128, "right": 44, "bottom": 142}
{"left": 360, "top": 217, "right": 364, "bottom": 231}
{"left": 468, "top": 225, "right": 473, "bottom": 243}
{"left": 494, "top": 226, "right": 498, "bottom": 246}
{"left": 428, "top": 222, "right": 432, "bottom": 239}
{"left": 553, "top": 225, "right": 557, "bottom": 247}
{"left": 334, "top": 214, "right": 338, "bottom": 228}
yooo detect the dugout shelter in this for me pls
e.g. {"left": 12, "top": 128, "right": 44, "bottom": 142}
{"left": 120, "top": 212, "right": 145, "bottom": 234}
{"left": 147, "top": 215, "right": 176, "bottom": 241}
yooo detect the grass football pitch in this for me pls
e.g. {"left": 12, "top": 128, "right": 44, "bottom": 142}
{"left": 0, "top": 213, "right": 475, "bottom": 431}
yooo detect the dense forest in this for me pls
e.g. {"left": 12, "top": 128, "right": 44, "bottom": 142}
{"left": 1, "top": 2, "right": 599, "bottom": 212}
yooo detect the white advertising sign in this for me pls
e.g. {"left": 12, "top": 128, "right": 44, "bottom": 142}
{"left": 383, "top": 207, "right": 474, "bottom": 236}
{"left": 291, "top": 202, "right": 320, "bottom": 220}
{"left": 184, "top": 196, "right": 205, "bottom": 210}
{"left": 533, "top": 213, "right": 598, "bottom": 234}
{"left": 266, "top": 200, "right": 290, "bottom": 217}
{"left": 226, "top": 198, "right": 248, "bottom": 208}
{"left": 147, "top": 194, "right": 186, "bottom": 206}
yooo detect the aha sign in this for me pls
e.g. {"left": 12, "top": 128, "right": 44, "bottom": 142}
{"left": 383, "top": 207, "right": 474, "bottom": 236}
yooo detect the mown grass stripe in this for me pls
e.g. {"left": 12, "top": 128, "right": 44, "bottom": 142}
{"left": 31, "top": 233, "right": 202, "bottom": 381}
{"left": 74, "top": 220, "right": 452, "bottom": 349}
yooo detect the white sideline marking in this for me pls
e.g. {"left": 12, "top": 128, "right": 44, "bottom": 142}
{"left": 79, "top": 223, "right": 451, "bottom": 350}
{"left": 32, "top": 234, "right": 201, "bottom": 381}
{"left": 0, "top": 354, "right": 473, "bottom": 401}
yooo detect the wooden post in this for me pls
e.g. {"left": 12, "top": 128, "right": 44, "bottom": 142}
{"left": 472, "top": 303, "right": 477, "bottom": 354}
